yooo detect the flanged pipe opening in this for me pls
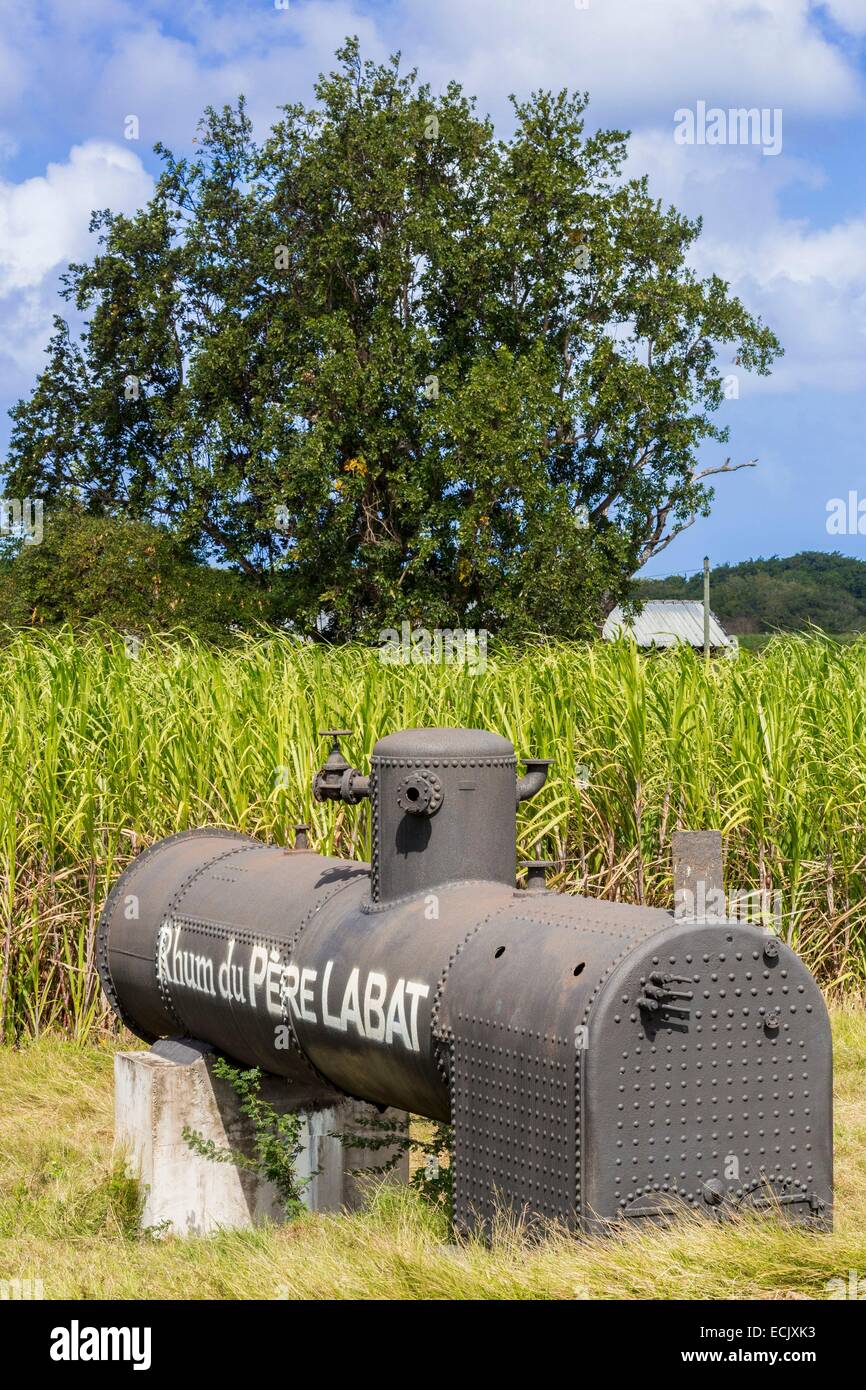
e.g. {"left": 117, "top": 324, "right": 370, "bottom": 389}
{"left": 396, "top": 772, "right": 442, "bottom": 816}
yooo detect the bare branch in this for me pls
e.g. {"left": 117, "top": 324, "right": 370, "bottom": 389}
{"left": 692, "top": 456, "right": 757, "bottom": 482}
{"left": 635, "top": 514, "right": 695, "bottom": 569}
{"left": 634, "top": 458, "right": 757, "bottom": 569}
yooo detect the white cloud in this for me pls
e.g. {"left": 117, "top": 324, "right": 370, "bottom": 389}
{"left": 89, "top": 6, "right": 383, "bottom": 148}
{"left": 702, "top": 218, "right": 866, "bottom": 392}
{"left": 620, "top": 129, "right": 866, "bottom": 392}
{"left": 2, "top": 0, "right": 862, "bottom": 149}
{"left": 0, "top": 140, "right": 152, "bottom": 294}
{"left": 386, "top": 0, "right": 864, "bottom": 123}
{"left": 820, "top": 0, "right": 866, "bottom": 35}
{"left": 0, "top": 141, "right": 152, "bottom": 403}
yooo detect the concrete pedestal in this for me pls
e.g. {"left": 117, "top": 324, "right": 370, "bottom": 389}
{"left": 114, "top": 1041, "right": 409, "bottom": 1236}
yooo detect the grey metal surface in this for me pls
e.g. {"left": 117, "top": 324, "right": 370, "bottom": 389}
{"left": 369, "top": 727, "right": 520, "bottom": 905}
{"left": 585, "top": 919, "right": 832, "bottom": 1231}
{"left": 98, "top": 724, "right": 833, "bottom": 1236}
{"left": 437, "top": 892, "right": 674, "bottom": 1233}
{"left": 150, "top": 1038, "right": 215, "bottom": 1065}
{"left": 603, "top": 600, "right": 733, "bottom": 648}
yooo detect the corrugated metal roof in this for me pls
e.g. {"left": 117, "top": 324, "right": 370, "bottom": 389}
{"left": 602, "top": 599, "right": 733, "bottom": 648}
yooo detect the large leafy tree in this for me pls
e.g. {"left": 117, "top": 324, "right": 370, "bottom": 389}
{"left": 5, "top": 39, "right": 780, "bottom": 640}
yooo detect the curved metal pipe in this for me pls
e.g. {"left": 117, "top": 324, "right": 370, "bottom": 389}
{"left": 516, "top": 757, "right": 552, "bottom": 803}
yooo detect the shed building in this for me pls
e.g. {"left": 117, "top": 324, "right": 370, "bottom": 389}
{"left": 603, "top": 599, "right": 735, "bottom": 650}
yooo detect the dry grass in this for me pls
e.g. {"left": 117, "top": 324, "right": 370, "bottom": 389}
{"left": 1, "top": 1006, "right": 864, "bottom": 1300}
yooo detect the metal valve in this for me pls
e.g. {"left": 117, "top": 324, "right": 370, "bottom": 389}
{"left": 637, "top": 971, "right": 694, "bottom": 1019}
{"left": 312, "top": 730, "right": 370, "bottom": 804}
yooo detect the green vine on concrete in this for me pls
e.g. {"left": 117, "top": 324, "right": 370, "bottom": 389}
{"left": 183, "top": 1058, "right": 312, "bottom": 1219}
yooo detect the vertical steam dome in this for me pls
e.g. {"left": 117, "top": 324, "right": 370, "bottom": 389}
{"left": 370, "top": 727, "right": 517, "bottom": 904}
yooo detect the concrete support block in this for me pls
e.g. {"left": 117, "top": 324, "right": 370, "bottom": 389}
{"left": 114, "top": 1042, "right": 409, "bottom": 1236}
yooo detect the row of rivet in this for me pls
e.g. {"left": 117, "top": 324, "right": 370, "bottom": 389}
{"left": 157, "top": 843, "right": 257, "bottom": 1032}
{"left": 373, "top": 757, "right": 516, "bottom": 769}
{"left": 98, "top": 826, "right": 248, "bottom": 1040}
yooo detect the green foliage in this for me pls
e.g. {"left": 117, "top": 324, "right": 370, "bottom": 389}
{"left": 340, "top": 1112, "right": 454, "bottom": 1213}
{"left": 185, "top": 1065, "right": 453, "bottom": 1221}
{"left": 0, "top": 1155, "right": 142, "bottom": 1242}
{"left": 0, "top": 505, "right": 269, "bottom": 639}
{"left": 183, "top": 1058, "right": 311, "bottom": 1218}
{"left": 4, "top": 39, "right": 779, "bottom": 639}
{"left": 636, "top": 551, "right": 866, "bottom": 635}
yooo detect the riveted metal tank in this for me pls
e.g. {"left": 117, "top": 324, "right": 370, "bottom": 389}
{"left": 369, "top": 727, "right": 519, "bottom": 905}
{"left": 98, "top": 726, "right": 833, "bottom": 1235}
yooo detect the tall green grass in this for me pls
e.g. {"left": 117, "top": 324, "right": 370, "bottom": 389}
{"left": 0, "top": 625, "right": 864, "bottom": 1041}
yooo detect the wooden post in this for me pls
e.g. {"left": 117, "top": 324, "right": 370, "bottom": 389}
{"left": 672, "top": 830, "right": 725, "bottom": 922}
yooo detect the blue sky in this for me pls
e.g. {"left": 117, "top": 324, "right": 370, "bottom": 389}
{"left": 1, "top": 0, "right": 865, "bottom": 578}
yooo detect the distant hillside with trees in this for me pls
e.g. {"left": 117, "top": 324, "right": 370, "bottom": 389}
{"left": 634, "top": 551, "right": 866, "bottom": 635}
